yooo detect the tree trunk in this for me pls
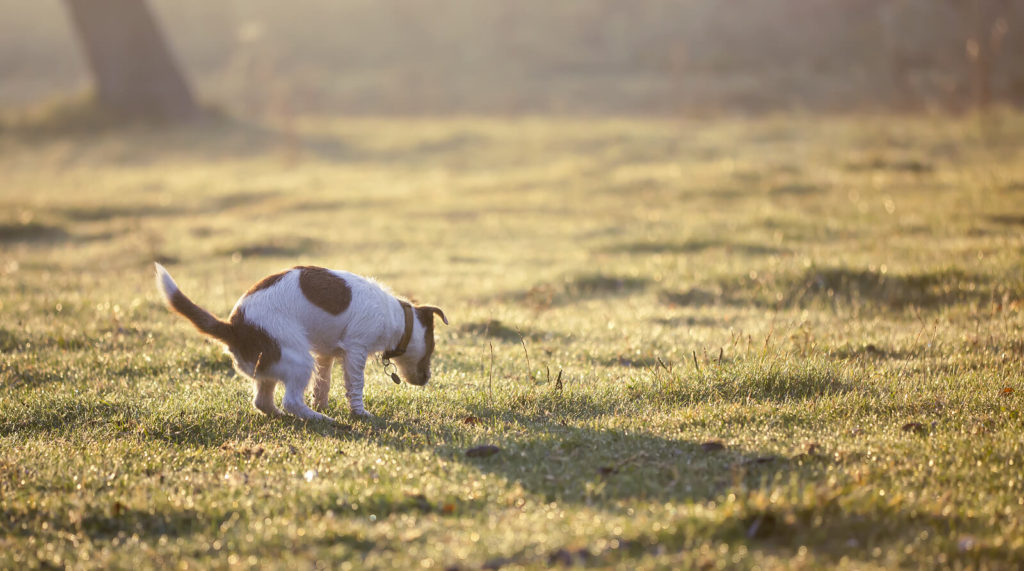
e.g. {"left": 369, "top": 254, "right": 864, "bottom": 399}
{"left": 956, "top": 0, "right": 1010, "bottom": 110}
{"left": 64, "top": 0, "right": 198, "bottom": 120}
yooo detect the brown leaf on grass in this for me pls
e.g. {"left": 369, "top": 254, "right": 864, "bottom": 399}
{"left": 466, "top": 445, "right": 501, "bottom": 458}
{"left": 700, "top": 440, "right": 725, "bottom": 452}
{"left": 598, "top": 466, "right": 618, "bottom": 476}
{"left": 441, "top": 502, "right": 456, "bottom": 514}
{"left": 1001, "top": 387, "right": 1014, "bottom": 396}
{"left": 739, "top": 455, "right": 779, "bottom": 466}
{"left": 462, "top": 416, "right": 482, "bottom": 425}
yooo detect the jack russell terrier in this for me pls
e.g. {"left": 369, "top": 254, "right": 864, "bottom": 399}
{"left": 154, "top": 263, "right": 447, "bottom": 421}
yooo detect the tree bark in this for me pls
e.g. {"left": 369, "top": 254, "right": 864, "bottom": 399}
{"left": 64, "top": 0, "right": 198, "bottom": 120}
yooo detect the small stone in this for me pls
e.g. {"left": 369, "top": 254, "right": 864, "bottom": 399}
{"left": 465, "top": 445, "right": 501, "bottom": 458}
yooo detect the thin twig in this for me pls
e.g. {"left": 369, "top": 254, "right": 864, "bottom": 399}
{"left": 656, "top": 356, "right": 672, "bottom": 373}
{"left": 488, "top": 342, "right": 495, "bottom": 403}
{"left": 518, "top": 330, "right": 533, "bottom": 382}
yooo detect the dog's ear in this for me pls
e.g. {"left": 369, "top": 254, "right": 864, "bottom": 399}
{"left": 419, "top": 305, "right": 449, "bottom": 326}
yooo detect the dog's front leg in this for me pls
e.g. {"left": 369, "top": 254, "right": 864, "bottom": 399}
{"left": 312, "top": 354, "right": 334, "bottom": 412}
{"left": 341, "top": 349, "right": 372, "bottom": 417}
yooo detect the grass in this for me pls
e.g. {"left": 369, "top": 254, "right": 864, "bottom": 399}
{"left": 1, "top": 110, "right": 1023, "bottom": 569}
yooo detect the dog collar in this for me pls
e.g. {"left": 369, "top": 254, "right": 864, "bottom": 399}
{"left": 383, "top": 301, "right": 415, "bottom": 360}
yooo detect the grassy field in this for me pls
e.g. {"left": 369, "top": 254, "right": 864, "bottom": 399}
{"left": 1, "top": 110, "right": 1023, "bottom": 569}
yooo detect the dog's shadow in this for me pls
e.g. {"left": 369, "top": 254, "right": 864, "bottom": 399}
{"left": 294, "top": 394, "right": 821, "bottom": 507}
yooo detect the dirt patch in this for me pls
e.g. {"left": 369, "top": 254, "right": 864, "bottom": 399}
{"left": 0, "top": 222, "right": 68, "bottom": 243}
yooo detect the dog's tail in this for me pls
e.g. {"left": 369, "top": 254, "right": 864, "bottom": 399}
{"left": 154, "top": 263, "right": 235, "bottom": 345}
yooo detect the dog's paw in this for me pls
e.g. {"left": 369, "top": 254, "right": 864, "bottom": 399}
{"left": 255, "top": 406, "right": 286, "bottom": 418}
{"left": 349, "top": 408, "right": 376, "bottom": 420}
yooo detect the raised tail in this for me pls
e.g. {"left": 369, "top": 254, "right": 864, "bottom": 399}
{"left": 154, "top": 263, "right": 235, "bottom": 345}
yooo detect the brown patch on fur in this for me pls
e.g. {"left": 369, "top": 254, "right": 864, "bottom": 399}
{"left": 297, "top": 266, "right": 352, "bottom": 315}
{"left": 245, "top": 270, "right": 289, "bottom": 296}
{"left": 229, "top": 308, "right": 281, "bottom": 374}
{"left": 415, "top": 306, "right": 437, "bottom": 374}
{"left": 419, "top": 305, "right": 449, "bottom": 325}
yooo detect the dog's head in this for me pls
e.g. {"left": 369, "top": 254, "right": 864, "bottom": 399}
{"left": 393, "top": 305, "right": 448, "bottom": 386}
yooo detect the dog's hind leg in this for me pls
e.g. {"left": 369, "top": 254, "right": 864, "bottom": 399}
{"left": 278, "top": 351, "right": 334, "bottom": 422}
{"left": 312, "top": 354, "right": 334, "bottom": 412}
{"left": 252, "top": 379, "right": 283, "bottom": 417}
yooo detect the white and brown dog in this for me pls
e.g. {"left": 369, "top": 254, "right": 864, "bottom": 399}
{"left": 154, "top": 263, "right": 447, "bottom": 421}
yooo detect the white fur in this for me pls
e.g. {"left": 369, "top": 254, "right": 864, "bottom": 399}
{"left": 155, "top": 264, "right": 442, "bottom": 422}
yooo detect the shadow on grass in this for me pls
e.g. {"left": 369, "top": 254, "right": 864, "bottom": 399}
{"left": 458, "top": 319, "right": 570, "bottom": 344}
{"left": 0, "top": 400, "right": 141, "bottom": 438}
{"left": 607, "top": 238, "right": 786, "bottom": 257}
{"left": 661, "top": 266, "right": 1008, "bottom": 313}
{"left": 56, "top": 203, "right": 192, "bottom": 223}
{"left": 216, "top": 236, "right": 324, "bottom": 259}
{"left": 0, "top": 328, "right": 22, "bottom": 352}
{"left": 3, "top": 503, "right": 204, "bottom": 540}
{"left": 0, "top": 94, "right": 487, "bottom": 167}
{"left": 829, "top": 342, "right": 918, "bottom": 361}
{"left": 502, "top": 272, "right": 652, "bottom": 310}
{"left": 0, "top": 221, "right": 69, "bottom": 244}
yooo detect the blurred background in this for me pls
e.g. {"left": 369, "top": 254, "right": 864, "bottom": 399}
{"left": 1, "top": 0, "right": 1021, "bottom": 119}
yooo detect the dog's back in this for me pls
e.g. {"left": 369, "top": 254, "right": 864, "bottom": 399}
{"left": 230, "top": 266, "right": 399, "bottom": 357}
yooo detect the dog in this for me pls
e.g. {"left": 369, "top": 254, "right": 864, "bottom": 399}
{"left": 154, "top": 263, "right": 447, "bottom": 421}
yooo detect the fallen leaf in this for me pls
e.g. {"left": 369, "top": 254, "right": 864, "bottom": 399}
{"left": 466, "top": 445, "right": 501, "bottom": 458}
{"left": 441, "top": 502, "right": 456, "bottom": 514}
{"left": 700, "top": 441, "right": 725, "bottom": 452}
{"left": 901, "top": 422, "right": 927, "bottom": 435}
{"left": 548, "top": 547, "right": 591, "bottom": 566}
{"left": 598, "top": 466, "right": 617, "bottom": 476}
{"left": 462, "top": 416, "right": 482, "bottom": 425}
{"left": 1001, "top": 387, "right": 1014, "bottom": 396}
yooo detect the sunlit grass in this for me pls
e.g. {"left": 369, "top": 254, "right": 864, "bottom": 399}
{"left": 1, "top": 113, "right": 1023, "bottom": 568}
